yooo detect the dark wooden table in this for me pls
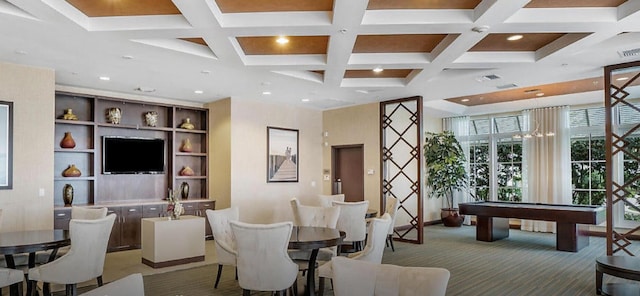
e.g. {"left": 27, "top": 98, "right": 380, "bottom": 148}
{"left": 365, "top": 209, "right": 377, "bottom": 219}
{"left": 596, "top": 256, "right": 640, "bottom": 295}
{"left": 289, "top": 226, "right": 345, "bottom": 296}
{"left": 459, "top": 201, "right": 605, "bottom": 252}
{"left": 0, "top": 229, "right": 70, "bottom": 296}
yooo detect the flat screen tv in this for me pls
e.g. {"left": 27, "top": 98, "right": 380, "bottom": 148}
{"left": 102, "top": 136, "right": 165, "bottom": 174}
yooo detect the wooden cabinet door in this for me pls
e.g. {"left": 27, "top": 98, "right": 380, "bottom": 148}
{"left": 120, "top": 205, "right": 142, "bottom": 248}
{"left": 53, "top": 209, "right": 71, "bottom": 230}
{"left": 106, "top": 207, "right": 122, "bottom": 250}
{"left": 199, "top": 201, "right": 215, "bottom": 238}
{"left": 182, "top": 202, "right": 198, "bottom": 216}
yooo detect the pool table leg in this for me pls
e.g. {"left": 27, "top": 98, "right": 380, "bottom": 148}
{"left": 476, "top": 216, "right": 509, "bottom": 242}
{"left": 557, "top": 222, "right": 588, "bottom": 252}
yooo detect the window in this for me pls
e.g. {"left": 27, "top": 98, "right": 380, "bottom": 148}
{"left": 468, "top": 115, "right": 523, "bottom": 202}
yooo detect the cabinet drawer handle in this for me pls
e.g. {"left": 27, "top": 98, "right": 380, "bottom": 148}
{"left": 56, "top": 213, "right": 67, "bottom": 217}
{"left": 128, "top": 208, "right": 137, "bottom": 212}
{"left": 149, "top": 207, "right": 157, "bottom": 210}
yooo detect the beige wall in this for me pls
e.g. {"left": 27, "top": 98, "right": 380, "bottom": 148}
{"left": 422, "top": 113, "right": 443, "bottom": 223}
{"left": 0, "top": 62, "right": 55, "bottom": 232}
{"left": 207, "top": 98, "right": 231, "bottom": 210}
{"left": 229, "top": 98, "right": 323, "bottom": 223}
{"left": 322, "top": 103, "right": 381, "bottom": 213}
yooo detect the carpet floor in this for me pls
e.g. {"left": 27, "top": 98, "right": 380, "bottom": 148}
{"left": 39, "top": 225, "right": 640, "bottom": 295}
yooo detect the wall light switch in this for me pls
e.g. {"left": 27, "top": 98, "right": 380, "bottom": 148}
{"left": 367, "top": 169, "right": 375, "bottom": 175}
{"left": 38, "top": 188, "right": 45, "bottom": 197}
{"left": 323, "top": 175, "right": 330, "bottom": 181}
{"left": 311, "top": 181, "right": 316, "bottom": 187}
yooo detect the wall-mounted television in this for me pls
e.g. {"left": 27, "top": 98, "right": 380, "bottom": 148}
{"left": 102, "top": 136, "right": 165, "bottom": 174}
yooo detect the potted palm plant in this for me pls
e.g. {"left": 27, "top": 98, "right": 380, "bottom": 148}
{"left": 424, "top": 130, "right": 468, "bottom": 227}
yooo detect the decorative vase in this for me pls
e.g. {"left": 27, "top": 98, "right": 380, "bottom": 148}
{"left": 180, "top": 118, "right": 195, "bottom": 130}
{"left": 144, "top": 111, "right": 158, "bottom": 127}
{"left": 180, "top": 182, "right": 190, "bottom": 199}
{"left": 61, "top": 109, "right": 78, "bottom": 120}
{"left": 59, "top": 132, "right": 76, "bottom": 149}
{"left": 180, "top": 138, "right": 193, "bottom": 152}
{"left": 179, "top": 166, "right": 195, "bottom": 176}
{"left": 62, "top": 164, "right": 81, "bottom": 177}
{"left": 63, "top": 184, "right": 74, "bottom": 206}
{"left": 106, "top": 107, "right": 122, "bottom": 124}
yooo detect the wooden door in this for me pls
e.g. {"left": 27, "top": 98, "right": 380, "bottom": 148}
{"left": 107, "top": 207, "right": 121, "bottom": 250}
{"left": 332, "top": 145, "right": 364, "bottom": 202}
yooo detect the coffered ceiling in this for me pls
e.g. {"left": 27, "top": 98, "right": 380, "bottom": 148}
{"left": 0, "top": 0, "right": 639, "bottom": 115}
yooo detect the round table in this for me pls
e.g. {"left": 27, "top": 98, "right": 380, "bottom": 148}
{"left": 289, "top": 226, "right": 345, "bottom": 296}
{"left": 0, "top": 229, "right": 70, "bottom": 296}
{"left": 596, "top": 255, "right": 640, "bottom": 295}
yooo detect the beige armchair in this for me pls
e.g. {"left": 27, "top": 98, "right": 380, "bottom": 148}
{"left": 317, "top": 194, "right": 345, "bottom": 207}
{"left": 205, "top": 207, "right": 239, "bottom": 289}
{"left": 28, "top": 214, "right": 116, "bottom": 296}
{"left": 318, "top": 213, "right": 391, "bottom": 295}
{"left": 331, "top": 256, "right": 450, "bottom": 296}
{"left": 0, "top": 267, "right": 24, "bottom": 296}
{"left": 230, "top": 220, "right": 298, "bottom": 296}
{"left": 385, "top": 196, "right": 400, "bottom": 251}
{"left": 79, "top": 273, "right": 144, "bottom": 296}
{"left": 332, "top": 200, "right": 369, "bottom": 252}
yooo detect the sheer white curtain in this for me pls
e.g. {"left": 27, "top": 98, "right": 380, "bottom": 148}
{"left": 443, "top": 116, "right": 471, "bottom": 224}
{"left": 521, "top": 106, "right": 571, "bottom": 233}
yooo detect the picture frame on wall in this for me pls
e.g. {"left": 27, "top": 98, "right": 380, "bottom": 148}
{"left": 267, "top": 126, "right": 299, "bottom": 183}
{"left": 0, "top": 101, "right": 13, "bottom": 189}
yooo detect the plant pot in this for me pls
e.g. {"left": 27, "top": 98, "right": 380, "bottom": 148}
{"left": 441, "top": 208, "right": 464, "bottom": 227}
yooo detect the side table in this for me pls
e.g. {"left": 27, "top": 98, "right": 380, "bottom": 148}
{"left": 141, "top": 215, "right": 205, "bottom": 268}
{"left": 596, "top": 255, "right": 640, "bottom": 295}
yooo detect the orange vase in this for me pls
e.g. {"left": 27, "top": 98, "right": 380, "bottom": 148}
{"left": 60, "top": 132, "right": 76, "bottom": 149}
{"left": 179, "top": 166, "right": 195, "bottom": 176}
{"left": 62, "top": 164, "right": 81, "bottom": 177}
{"left": 180, "top": 138, "right": 193, "bottom": 152}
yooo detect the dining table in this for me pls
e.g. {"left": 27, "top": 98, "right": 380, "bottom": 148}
{"left": 0, "top": 229, "right": 70, "bottom": 296}
{"left": 289, "top": 226, "right": 345, "bottom": 296}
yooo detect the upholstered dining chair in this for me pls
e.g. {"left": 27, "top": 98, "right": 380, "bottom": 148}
{"left": 78, "top": 273, "right": 144, "bottom": 296}
{"left": 28, "top": 214, "right": 116, "bottom": 296}
{"left": 385, "top": 196, "right": 400, "bottom": 252}
{"left": 230, "top": 220, "right": 298, "bottom": 296}
{"left": 332, "top": 200, "right": 369, "bottom": 252}
{"left": 0, "top": 267, "right": 24, "bottom": 296}
{"left": 289, "top": 198, "right": 341, "bottom": 277}
{"left": 71, "top": 206, "right": 108, "bottom": 220}
{"left": 331, "top": 256, "right": 450, "bottom": 296}
{"left": 316, "top": 194, "right": 345, "bottom": 208}
{"left": 317, "top": 213, "right": 392, "bottom": 296}
{"left": 205, "top": 207, "right": 239, "bottom": 289}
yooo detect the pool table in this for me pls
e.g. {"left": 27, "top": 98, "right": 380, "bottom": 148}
{"left": 459, "top": 201, "right": 605, "bottom": 252}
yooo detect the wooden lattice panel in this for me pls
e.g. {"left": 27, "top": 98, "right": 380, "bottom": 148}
{"left": 605, "top": 61, "right": 640, "bottom": 256}
{"left": 380, "top": 96, "right": 423, "bottom": 244}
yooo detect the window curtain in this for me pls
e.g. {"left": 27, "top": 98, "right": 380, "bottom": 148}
{"left": 521, "top": 106, "right": 571, "bottom": 233}
{"left": 443, "top": 116, "right": 471, "bottom": 225}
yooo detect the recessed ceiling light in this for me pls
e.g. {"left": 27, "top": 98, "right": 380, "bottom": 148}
{"left": 99, "top": 76, "right": 110, "bottom": 81}
{"left": 536, "top": 92, "right": 545, "bottom": 97}
{"left": 616, "top": 77, "right": 629, "bottom": 81}
{"left": 507, "top": 34, "right": 523, "bottom": 41}
{"left": 262, "top": 91, "right": 271, "bottom": 95}
{"left": 461, "top": 98, "right": 470, "bottom": 102}
{"left": 14, "top": 50, "right": 27, "bottom": 55}
{"left": 121, "top": 55, "right": 134, "bottom": 60}
{"left": 194, "top": 90, "right": 203, "bottom": 94}
{"left": 276, "top": 36, "right": 289, "bottom": 44}
{"left": 373, "top": 67, "right": 384, "bottom": 73}
{"left": 301, "top": 99, "right": 310, "bottom": 102}
{"left": 201, "top": 70, "right": 211, "bottom": 74}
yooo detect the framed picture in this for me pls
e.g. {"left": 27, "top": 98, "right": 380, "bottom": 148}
{"left": 267, "top": 126, "right": 299, "bottom": 183}
{"left": 0, "top": 101, "right": 12, "bottom": 189}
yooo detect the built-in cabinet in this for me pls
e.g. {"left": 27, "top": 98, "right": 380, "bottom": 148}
{"left": 53, "top": 91, "right": 214, "bottom": 251}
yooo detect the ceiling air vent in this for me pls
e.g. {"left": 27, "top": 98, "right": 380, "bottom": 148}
{"left": 496, "top": 83, "right": 518, "bottom": 89}
{"left": 618, "top": 48, "right": 640, "bottom": 57}
{"left": 475, "top": 74, "right": 501, "bottom": 82}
